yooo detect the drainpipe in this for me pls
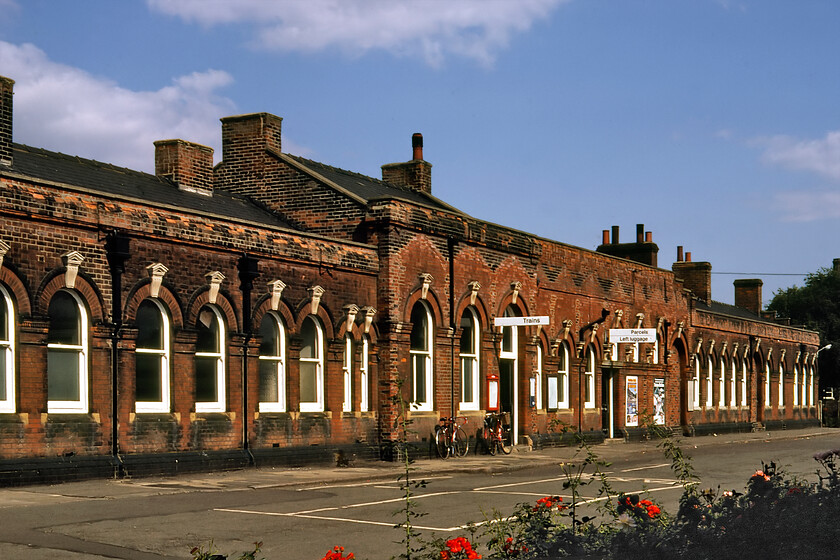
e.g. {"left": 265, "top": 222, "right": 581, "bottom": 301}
{"left": 448, "top": 237, "right": 456, "bottom": 419}
{"left": 237, "top": 254, "right": 260, "bottom": 465}
{"left": 105, "top": 231, "right": 130, "bottom": 477}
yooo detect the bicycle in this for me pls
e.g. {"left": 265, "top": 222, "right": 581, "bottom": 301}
{"left": 435, "top": 416, "right": 469, "bottom": 459}
{"left": 482, "top": 412, "right": 512, "bottom": 455}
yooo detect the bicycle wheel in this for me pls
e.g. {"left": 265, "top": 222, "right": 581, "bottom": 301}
{"left": 483, "top": 426, "right": 497, "bottom": 455}
{"left": 453, "top": 426, "right": 469, "bottom": 457}
{"left": 499, "top": 426, "right": 513, "bottom": 455}
{"left": 435, "top": 426, "right": 450, "bottom": 459}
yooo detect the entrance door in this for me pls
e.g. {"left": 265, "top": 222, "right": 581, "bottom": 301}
{"left": 601, "top": 368, "right": 616, "bottom": 438}
{"left": 498, "top": 307, "right": 519, "bottom": 444}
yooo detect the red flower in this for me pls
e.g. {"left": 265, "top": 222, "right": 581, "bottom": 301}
{"left": 441, "top": 537, "right": 481, "bottom": 560}
{"left": 321, "top": 546, "right": 355, "bottom": 560}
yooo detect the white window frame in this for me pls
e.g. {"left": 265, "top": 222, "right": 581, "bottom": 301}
{"left": 135, "top": 299, "right": 171, "bottom": 413}
{"left": 764, "top": 362, "right": 771, "bottom": 407}
{"left": 299, "top": 316, "right": 325, "bottom": 413}
{"left": 410, "top": 302, "right": 434, "bottom": 411}
{"left": 195, "top": 305, "right": 226, "bottom": 413}
{"left": 557, "top": 342, "right": 570, "bottom": 409}
{"left": 778, "top": 364, "right": 784, "bottom": 408}
{"left": 809, "top": 365, "right": 815, "bottom": 406}
{"left": 740, "top": 359, "right": 747, "bottom": 407}
{"left": 689, "top": 356, "right": 700, "bottom": 411}
{"left": 458, "top": 307, "right": 480, "bottom": 411}
{"left": 719, "top": 358, "right": 726, "bottom": 407}
{"left": 584, "top": 345, "right": 596, "bottom": 409}
{"left": 343, "top": 334, "right": 353, "bottom": 412}
{"left": 706, "top": 357, "right": 713, "bottom": 408}
{"left": 258, "top": 312, "right": 286, "bottom": 413}
{"left": 0, "top": 284, "right": 15, "bottom": 413}
{"left": 793, "top": 365, "right": 799, "bottom": 407}
{"left": 47, "top": 290, "right": 89, "bottom": 413}
{"left": 360, "top": 336, "right": 370, "bottom": 412}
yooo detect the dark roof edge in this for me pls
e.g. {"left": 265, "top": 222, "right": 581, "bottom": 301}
{"left": 695, "top": 303, "right": 819, "bottom": 335}
{"left": 0, "top": 166, "right": 377, "bottom": 252}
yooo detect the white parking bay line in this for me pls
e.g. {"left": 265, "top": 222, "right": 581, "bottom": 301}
{"left": 621, "top": 463, "right": 671, "bottom": 472}
{"left": 473, "top": 476, "right": 567, "bottom": 491}
{"left": 298, "top": 476, "right": 453, "bottom": 491}
{"left": 215, "top": 508, "right": 466, "bottom": 532}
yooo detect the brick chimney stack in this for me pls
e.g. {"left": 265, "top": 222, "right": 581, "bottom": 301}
{"left": 154, "top": 139, "right": 214, "bottom": 195}
{"left": 734, "top": 279, "right": 763, "bottom": 316}
{"left": 672, "top": 259, "right": 712, "bottom": 303}
{"left": 382, "top": 133, "right": 432, "bottom": 194}
{"left": 216, "top": 112, "right": 283, "bottom": 197}
{"left": 0, "top": 75, "right": 13, "bottom": 167}
{"left": 596, "top": 223, "right": 658, "bottom": 267}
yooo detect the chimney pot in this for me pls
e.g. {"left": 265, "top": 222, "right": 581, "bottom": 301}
{"left": 602, "top": 230, "right": 610, "bottom": 245}
{"left": 677, "top": 246, "right": 684, "bottom": 262}
{"left": 686, "top": 252, "right": 692, "bottom": 262}
{"left": 636, "top": 224, "right": 644, "bottom": 243}
{"left": 611, "top": 225, "right": 619, "bottom": 244}
{"left": 645, "top": 231, "right": 652, "bottom": 243}
{"left": 412, "top": 133, "right": 423, "bottom": 161}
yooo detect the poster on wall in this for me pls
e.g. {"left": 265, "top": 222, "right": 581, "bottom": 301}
{"left": 626, "top": 376, "right": 638, "bottom": 426}
{"left": 654, "top": 378, "right": 666, "bottom": 425}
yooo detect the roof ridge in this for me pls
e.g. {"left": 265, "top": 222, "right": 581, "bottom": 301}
{"left": 14, "top": 143, "right": 163, "bottom": 182}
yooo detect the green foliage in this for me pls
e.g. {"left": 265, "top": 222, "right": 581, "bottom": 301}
{"left": 767, "top": 266, "right": 840, "bottom": 342}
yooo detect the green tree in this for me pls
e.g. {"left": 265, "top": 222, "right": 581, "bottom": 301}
{"left": 767, "top": 266, "right": 840, "bottom": 394}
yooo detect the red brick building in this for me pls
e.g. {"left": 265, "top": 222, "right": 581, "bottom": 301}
{"left": 0, "top": 75, "right": 821, "bottom": 484}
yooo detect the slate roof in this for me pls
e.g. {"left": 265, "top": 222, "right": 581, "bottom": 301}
{"left": 8, "top": 144, "right": 294, "bottom": 229}
{"left": 286, "top": 154, "right": 463, "bottom": 213}
{"left": 697, "top": 299, "right": 779, "bottom": 324}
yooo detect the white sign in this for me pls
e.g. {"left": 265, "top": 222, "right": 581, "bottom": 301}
{"left": 493, "top": 316, "right": 550, "bottom": 327}
{"left": 609, "top": 328, "right": 656, "bottom": 343}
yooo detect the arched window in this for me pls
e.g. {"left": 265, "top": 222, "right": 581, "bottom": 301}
{"left": 690, "top": 355, "right": 700, "bottom": 411}
{"left": 652, "top": 335, "right": 660, "bottom": 365}
{"left": 740, "top": 358, "right": 748, "bottom": 407}
{"left": 195, "top": 305, "right": 226, "bottom": 412}
{"left": 730, "top": 358, "right": 737, "bottom": 408}
{"left": 705, "top": 357, "right": 713, "bottom": 408}
{"left": 360, "top": 336, "right": 370, "bottom": 412}
{"left": 764, "top": 362, "right": 771, "bottom": 407}
{"left": 557, "top": 342, "right": 570, "bottom": 409}
{"left": 584, "top": 345, "right": 596, "bottom": 408}
{"left": 793, "top": 364, "right": 799, "bottom": 407}
{"left": 410, "top": 302, "right": 433, "bottom": 411}
{"left": 135, "top": 299, "right": 170, "bottom": 413}
{"left": 0, "top": 284, "right": 15, "bottom": 413}
{"left": 299, "top": 316, "right": 324, "bottom": 412}
{"left": 809, "top": 364, "right": 815, "bottom": 406}
{"left": 459, "top": 307, "right": 479, "bottom": 411}
{"left": 778, "top": 363, "right": 784, "bottom": 408}
{"left": 719, "top": 357, "right": 726, "bottom": 407}
{"left": 47, "top": 290, "right": 89, "bottom": 413}
{"left": 343, "top": 334, "right": 353, "bottom": 412}
{"left": 258, "top": 312, "right": 286, "bottom": 412}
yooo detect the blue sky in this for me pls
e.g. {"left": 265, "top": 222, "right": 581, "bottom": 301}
{"left": 2, "top": 0, "right": 839, "bottom": 307}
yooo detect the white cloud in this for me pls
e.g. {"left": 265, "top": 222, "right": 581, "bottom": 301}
{"left": 0, "top": 41, "right": 236, "bottom": 172}
{"left": 147, "top": 0, "right": 566, "bottom": 67}
{"left": 771, "top": 190, "right": 840, "bottom": 222}
{"left": 756, "top": 131, "right": 840, "bottom": 182}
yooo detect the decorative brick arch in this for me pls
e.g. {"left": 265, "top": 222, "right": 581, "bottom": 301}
{"left": 0, "top": 266, "right": 32, "bottom": 316}
{"left": 403, "top": 288, "right": 444, "bottom": 327}
{"left": 294, "top": 302, "right": 335, "bottom": 340}
{"left": 253, "top": 294, "right": 295, "bottom": 333}
{"left": 454, "top": 291, "right": 490, "bottom": 332}
{"left": 125, "top": 282, "right": 184, "bottom": 328}
{"left": 496, "top": 285, "right": 533, "bottom": 319}
{"left": 186, "top": 289, "right": 239, "bottom": 332}
{"left": 37, "top": 271, "right": 105, "bottom": 322}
